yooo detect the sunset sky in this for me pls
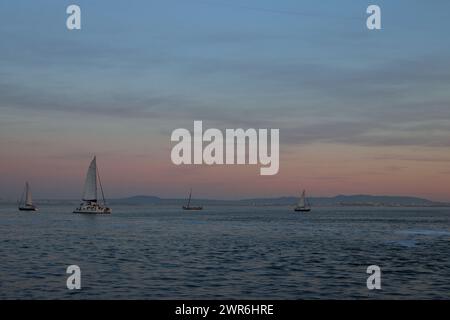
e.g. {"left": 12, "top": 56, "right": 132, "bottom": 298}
{"left": 1, "top": 0, "right": 450, "bottom": 201}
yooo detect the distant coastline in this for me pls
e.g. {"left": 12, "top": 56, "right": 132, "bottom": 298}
{"left": 1, "top": 195, "right": 449, "bottom": 207}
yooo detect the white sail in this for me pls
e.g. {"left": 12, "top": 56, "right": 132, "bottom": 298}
{"left": 82, "top": 157, "right": 97, "bottom": 201}
{"left": 298, "top": 190, "right": 306, "bottom": 208}
{"left": 25, "top": 182, "right": 33, "bottom": 206}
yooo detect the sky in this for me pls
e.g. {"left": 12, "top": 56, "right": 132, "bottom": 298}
{"left": 1, "top": 0, "right": 450, "bottom": 201}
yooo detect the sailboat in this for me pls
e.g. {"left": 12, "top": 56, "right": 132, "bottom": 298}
{"left": 294, "top": 190, "right": 311, "bottom": 212}
{"left": 73, "top": 156, "right": 111, "bottom": 214}
{"left": 18, "top": 182, "right": 38, "bottom": 211}
{"left": 182, "top": 189, "right": 203, "bottom": 211}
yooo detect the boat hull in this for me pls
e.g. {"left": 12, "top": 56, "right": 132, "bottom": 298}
{"left": 182, "top": 206, "right": 203, "bottom": 211}
{"left": 73, "top": 210, "right": 111, "bottom": 214}
{"left": 18, "top": 206, "right": 38, "bottom": 212}
{"left": 73, "top": 203, "right": 111, "bottom": 214}
{"left": 294, "top": 207, "right": 311, "bottom": 212}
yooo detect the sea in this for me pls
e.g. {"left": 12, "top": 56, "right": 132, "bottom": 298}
{"left": 0, "top": 205, "right": 449, "bottom": 299}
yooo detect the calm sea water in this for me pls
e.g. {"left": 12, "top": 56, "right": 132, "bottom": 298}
{"left": 0, "top": 205, "right": 449, "bottom": 299}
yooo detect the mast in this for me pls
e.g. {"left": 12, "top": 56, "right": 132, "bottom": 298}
{"left": 187, "top": 189, "right": 192, "bottom": 207}
{"left": 25, "top": 182, "right": 33, "bottom": 206}
{"left": 298, "top": 190, "right": 306, "bottom": 208}
{"left": 97, "top": 163, "right": 107, "bottom": 206}
{"left": 19, "top": 183, "right": 26, "bottom": 207}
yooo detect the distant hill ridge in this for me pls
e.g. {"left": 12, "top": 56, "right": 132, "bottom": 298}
{"left": 109, "top": 194, "right": 448, "bottom": 207}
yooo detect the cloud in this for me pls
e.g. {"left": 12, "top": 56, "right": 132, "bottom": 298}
{"left": 1, "top": 0, "right": 450, "bottom": 150}
{"left": 371, "top": 154, "right": 450, "bottom": 163}
{"left": 2, "top": 51, "right": 450, "bottom": 149}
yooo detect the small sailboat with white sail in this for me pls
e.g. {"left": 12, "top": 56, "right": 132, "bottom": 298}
{"left": 73, "top": 156, "right": 111, "bottom": 214}
{"left": 182, "top": 188, "right": 203, "bottom": 211}
{"left": 294, "top": 190, "right": 311, "bottom": 212}
{"left": 18, "top": 182, "right": 38, "bottom": 211}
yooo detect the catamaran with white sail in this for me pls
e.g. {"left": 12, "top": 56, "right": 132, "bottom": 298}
{"left": 18, "top": 182, "right": 37, "bottom": 211}
{"left": 73, "top": 156, "right": 111, "bottom": 214}
{"left": 294, "top": 190, "right": 311, "bottom": 212}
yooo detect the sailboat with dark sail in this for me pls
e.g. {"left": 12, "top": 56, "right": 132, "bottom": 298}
{"left": 182, "top": 189, "right": 203, "bottom": 211}
{"left": 18, "top": 182, "right": 38, "bottom": 211}
{"left": 294, "top": 190, "right": 311, "bottom": 212}
{"left": 73, "top": 156, "right": 111, "bottom": 214}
